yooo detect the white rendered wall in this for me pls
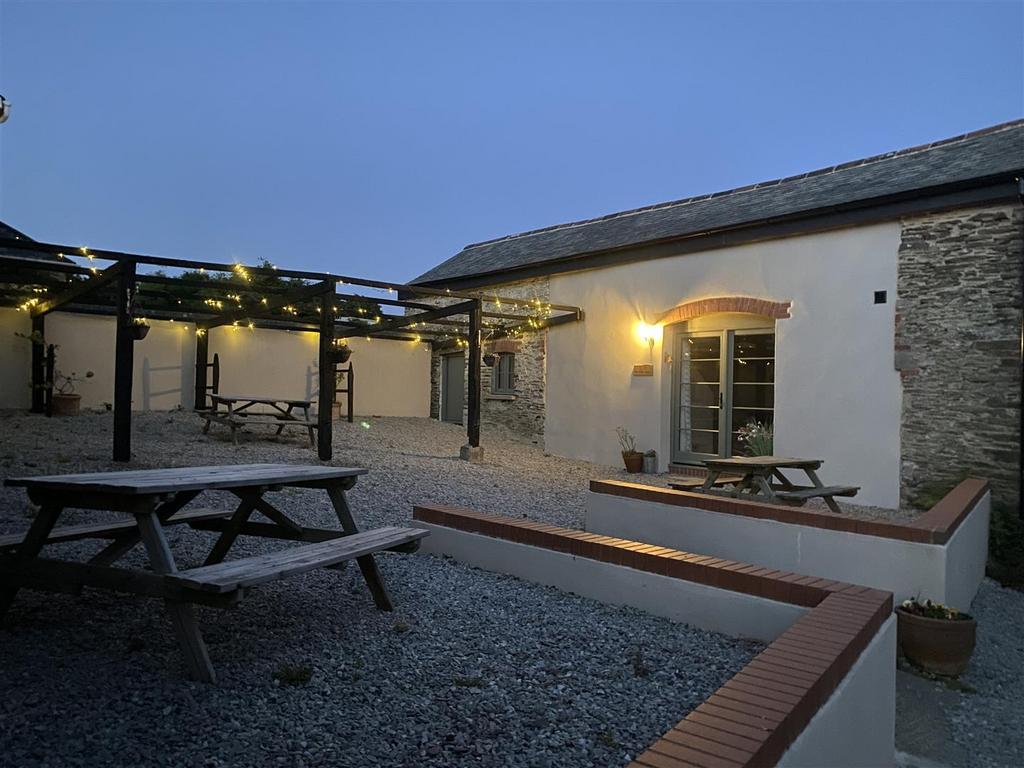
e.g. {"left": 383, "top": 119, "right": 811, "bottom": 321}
{"left": 209, "top": 328, "right": 431, "bottom": 417}
{"left": 546, "top": 223, "right": 903, "bottom": 507}
{"left": 0, "top": 311, "right": 430, "bottom": 417}
{"left": 941, "top": 493, "right": 991, "bottom": 611}
{"left": 777, "top": 616, "right": 896, "bottom": 768}
{"left": 0, "top": 309, "right": 33, "bottom": 409}
{"left": 585, "top": 490, "right": 991, "bottom": 610}
{"left": 47, "top": 314, "right": 193, "bottom": 411}
{"left": 415, "top": 522, "right": 805, "bottom": 642}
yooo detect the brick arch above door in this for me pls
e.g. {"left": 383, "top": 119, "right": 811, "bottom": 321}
{"left": 655, "top": 296, "right": 792, "bottom": 325}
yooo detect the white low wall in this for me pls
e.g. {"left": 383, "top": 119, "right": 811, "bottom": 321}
{"left": 778, "top": 616, "right": 896, "bottom": 768}
{"left": 0, "top": 309, "right": 431, "bottom": 417}
{"left": 415, "top": 522, "right": 804, "bottom": 642}
{"left": 585, "top": 490, "right": 991, "bottom": 610}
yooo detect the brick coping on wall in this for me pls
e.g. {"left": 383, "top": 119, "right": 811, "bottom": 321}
{"left": 413, "top": 505, "right": 893, "bottom": 768}
{"left": 589, "top": 477, "right": 989, "bottom": 546}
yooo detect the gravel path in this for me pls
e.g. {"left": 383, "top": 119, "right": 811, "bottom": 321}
{"left": 0, "top": 411, "right": 759, "bottom": 767}
{"left": 948, "top": 579, "right": 1024, "bottom": 767}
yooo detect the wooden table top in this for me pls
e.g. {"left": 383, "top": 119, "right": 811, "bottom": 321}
{"left": 703, "top": 456, "right": 822, "bottom": 470}
{"left": 5, "top": 463, "right": 367, "bottom": 495}
{"left": 211, "top": 394, "right": 313, "bottom": 406}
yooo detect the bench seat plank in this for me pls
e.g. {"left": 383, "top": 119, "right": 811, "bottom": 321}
{"left": 0, "top": 508, "right": 232, "bottom": 552}
{"left": 774, "top": 485, "right": 860, "bottom": 501}
{"left": 172, "top": 526, "right": 428, "bottom": 593}
{"left": 669, "top": 474, "right": 745, "bottom": 490}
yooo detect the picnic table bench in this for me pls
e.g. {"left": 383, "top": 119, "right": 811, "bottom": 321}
{"left": 200, "top": 394, "right": 318, "bottom": 446}
{"left": 0, "top": 464, "right": 427, "bottom": 683}
{"left": 697, "top": 456, "right": 858, "bottom": 514}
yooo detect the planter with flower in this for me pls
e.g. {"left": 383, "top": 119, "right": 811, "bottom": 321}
{"left": 52, "top": 370, "right": 95, "bottom": 416}
{"left": 616, "top": 427, "right": 644, "bottom": 473}
{"left": 897, "top": 597, "right": 976, "bottom": 676}
{"left": 737, "top": 419, "right": 773, "bottom": 456}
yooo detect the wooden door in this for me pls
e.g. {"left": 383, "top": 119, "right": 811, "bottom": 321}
{"left": 441, "top": 353, "right": 465, "bottom": 424}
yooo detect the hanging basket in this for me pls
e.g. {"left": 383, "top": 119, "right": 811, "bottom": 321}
{"left": 334, "top": 347, "right": 352, "bottom": 363}
{"left": 127, "top": 323, "right": 150, "bottom": 341}
{"left": 483, "top": 353, "right": 496, "bottom": 367}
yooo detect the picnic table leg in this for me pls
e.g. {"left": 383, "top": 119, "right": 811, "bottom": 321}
{"left": 804, "top": 467, "right": 843, "bottom": 513}
{"left": 304, "top": 406, "right": 315, "bottom": 447}
{"left": 326, "top": 485, "right": 393, "bottom": 611}
{"left": 0, "top": 502, "right": 63, "bottom": 621}
{"left": 754, "top": 473, "right": 777, "bottom": 500}
{"left": 275, "top": 405, "right": 293, "bottom": 436}
{"left": 699, "top": 469, "right": 720, "bottom": 492}
{"left": 203, "top": 493, "right": 260, "bottom": 566}
{"left": 136, "top": 511, "right": 216, "bottom": 683}
{"left": 88, "top": 490, "right": 202, "bottom": 568}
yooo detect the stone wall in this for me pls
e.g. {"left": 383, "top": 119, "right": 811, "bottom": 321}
{"left": 427, "top": 277, "right": 550, "bottom": 442}
{"left": 896, "top": 203, "right": 1023, "bottom": 510}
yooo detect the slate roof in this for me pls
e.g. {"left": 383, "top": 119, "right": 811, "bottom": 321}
{"left": 413, "top": 120, "right": 1024, "bottom": 285}
{"left": 0, "top": 220, "right": 63, "bottom": 262}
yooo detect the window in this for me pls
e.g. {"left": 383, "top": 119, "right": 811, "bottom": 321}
{"left": 491, "top": 353, "right": 516, "bottom": 395}
{"left": 672, "top": 325, "right": 775, "bottom": 462}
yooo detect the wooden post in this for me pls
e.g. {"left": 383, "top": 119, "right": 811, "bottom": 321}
{"left": 44, "top": 345, "right": 55, "bottom": 417}
{"left": 30, "top": 315, "right": 45, "bottom": 413}
{"left": 113, "top": 261, "right": 137, "bottom": 462}
{"left": 462, "top": 298, "right": 483, "bottom": 460}
{"left": 193, "top": 327, "right": 209, "bottom": 410}
{"left": 347, "top": 363, "right": 354, "bottom": 424}
{"left": 317, "top": 281, "right": 334, "bottom": 461}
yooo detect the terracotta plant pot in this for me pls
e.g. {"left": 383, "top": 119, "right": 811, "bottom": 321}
{"left": 51, "top": 393, "right": 82, "bottom": 417}
{"left": 622, "top": 451, "right": 644, "bottom": 473}
{"left": 897, "top": 607, "right": 977, "bottom": 676}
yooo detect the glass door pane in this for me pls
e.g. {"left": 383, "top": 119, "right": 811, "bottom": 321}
{"left": 730, "top": 330, "right": 775, "bottom": 456}
{"left": 676, "top": 333, "right": 722, "bottom": 459}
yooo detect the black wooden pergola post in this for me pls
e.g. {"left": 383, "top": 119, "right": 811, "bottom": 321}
{"left": 194, "top": 328, "right": 210, "bottom": 410}
{"left": 30, "top": 314, "right": 45, "bottom": 413}
{"left": 463, "top": 298, "right": 483, "bottom": 460}
{"left": 113, "top": 261, "right": 137, "bottom": 462}
{"left": 317, "top": 281, "right": 335, "bottom": 461}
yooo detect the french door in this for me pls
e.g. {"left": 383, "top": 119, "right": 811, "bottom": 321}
{"left": 671, "top": 327, "right": 775, "bottom": 463}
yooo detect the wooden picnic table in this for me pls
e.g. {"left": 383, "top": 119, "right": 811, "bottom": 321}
{"left": 201, "top": 393, "right": 317, "bottom": 446}
{"left": 698, "top": 456, "right": 859, "bottom": 514}
{"left": 0, "top": 463, "right": 427, "bottom": 683}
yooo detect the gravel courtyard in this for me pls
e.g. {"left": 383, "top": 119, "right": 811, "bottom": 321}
{"left": 0, "top": 411, "right": 759, "bottom": 768}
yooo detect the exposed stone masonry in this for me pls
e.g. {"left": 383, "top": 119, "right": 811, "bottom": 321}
{"left": 428, "top": 277, "right": 549, "bottom": 442}
{"left": 897, "top": 204, "right": 1023, "bottom": 510}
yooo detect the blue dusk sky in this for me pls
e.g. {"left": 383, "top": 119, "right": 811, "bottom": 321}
{"left": 0, "top": 1, "right": 1021, "bottom": 283}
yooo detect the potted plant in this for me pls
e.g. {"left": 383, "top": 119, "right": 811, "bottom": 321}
{"left": 616, "top": 427, "right": 644, "bottom": 473}
{"left": 52, "top": 370, "right": 94, "bottom": 416}
{"left": 127, "top": 317, "right": 150, "bottom": 340}
{"left": 737, "top": 419, "right": 773, "bottom": 456}
{"left": 483, "top": 353, "right": 496, "bottom": 367}
{"left": 897, "top": 598, "right": 977, "bottom": 676}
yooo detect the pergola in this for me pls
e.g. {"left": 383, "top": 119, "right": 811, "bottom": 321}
{"left": 0, "top": 236, "right": 584, "bottom": 462}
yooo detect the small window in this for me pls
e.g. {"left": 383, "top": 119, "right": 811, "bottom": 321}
{"left": 491, "top": 353, "right": 516, "bottom": 395}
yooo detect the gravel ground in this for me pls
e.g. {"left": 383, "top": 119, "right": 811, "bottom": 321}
{"left": 948, "top": 578, "right": 1024, "bottom": 767}
{"left": 0, "top": 410, "right": 760, "bottom": 768}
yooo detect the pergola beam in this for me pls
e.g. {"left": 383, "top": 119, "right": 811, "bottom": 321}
{"left": 199, "top": 280, "right": 328, "bottom": 330}
{"left": 334, "top": 300, "right": 477, "bottom": 340}
{"left": 30, "top": 262, "right": 123, "bottom": 317}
